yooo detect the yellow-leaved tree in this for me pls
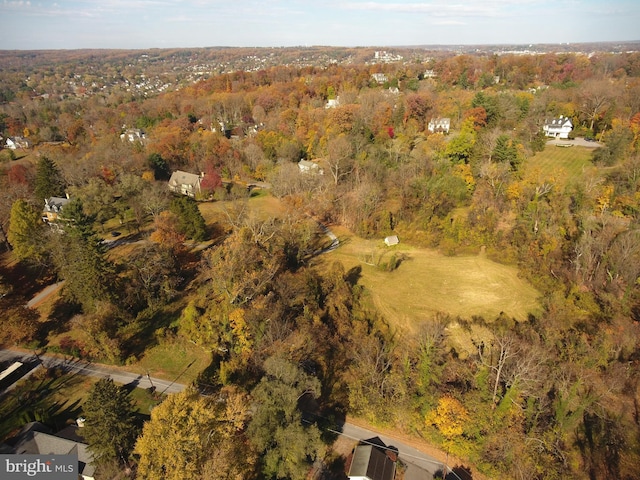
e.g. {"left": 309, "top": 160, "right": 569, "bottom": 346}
{"left": 134, "top": 386, "right": 256, "bottom": 480}
{"left": 425, "top": 395, "right": 469, "bottom": 441}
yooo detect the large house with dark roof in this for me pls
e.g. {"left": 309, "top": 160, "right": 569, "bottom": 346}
{"left": 42, "top": 196, "right": 71, "bottom": 224}
{"left": 348, "top": 442, "right": 397, "bottom": 480}
{"left": 3, "top": 422, "right": 95, "bottom": 480}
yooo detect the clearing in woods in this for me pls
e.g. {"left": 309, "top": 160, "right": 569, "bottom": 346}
{"left": 198, "top": 192, "right": 542, "bottom": 334}
{"left": 324, "top": 226, "right": 541, "bottom": 335}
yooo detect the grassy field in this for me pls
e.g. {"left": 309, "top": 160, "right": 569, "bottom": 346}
{"left": 200, "top": 194, "right": 542, "bottom": 334}
{"left": 124, "top": 340, "right": 212, "bottom": 385}
{"left": 0, "top": 368, "right": 164, "bottom": 442}
{"left": 198, "top": 192, "right": 290, "bottom": 226}
{"left": 525, "top": 144, "right": 597, "bottom": 188}
{"left": 323, "top": 226, "right": 541, "bottom": 335}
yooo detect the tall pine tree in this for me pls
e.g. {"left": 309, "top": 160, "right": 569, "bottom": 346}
{"left": 169, "top": 196, "right": 207, "bottom": 241}
{"left": 51, "top": 198, "right": 115, "bottom": 311}
{"left": 82, "top": 378, "right": 140, "bottom": 466}
{"left": 34, "top": 156, "right": 66, "bottom": 203}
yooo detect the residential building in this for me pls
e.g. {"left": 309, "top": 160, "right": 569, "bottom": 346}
{"left": 5, "top": 136, "right": 31, "bottom": 150}
{"left": 326, "top": 97, "right": 340, "bottom": 109}
{"left": 298, "top": 159, "right": 324, "bottom": 175}
{"left": 120, "top": 128, "right": 146, "bottom": 143}
{"left": 348, "top": 443, "right": 397, "bottom": 480}
{"left": 168, "top": 170, "right": 204, "bottom": 198}
{"left": 428, "top": 118, "right": 451, "bottom": 134}
{"left": 371, "top": 73, "right": 388, "bottom": 84}
{"left": 43, "top": 196, "right": 71, "bottom": 224}
{"left": 543, "top": 115, "right": 573, "bottom": 139}
{"left": 6, "top": 422, "right": 95, "bottom": 480}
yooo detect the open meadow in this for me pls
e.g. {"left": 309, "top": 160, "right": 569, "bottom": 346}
{"left": 322, "top": 226, "right": 541, "bottom": 335}
{"left": 200, "top": 194, "right": 542, "bottom": 335}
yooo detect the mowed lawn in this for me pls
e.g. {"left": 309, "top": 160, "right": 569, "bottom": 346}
{"left": 525, "top": 144, "right": 597, "bottom": 188}
{"left": 324, "top": 227, "right": 541, "bottom": 334}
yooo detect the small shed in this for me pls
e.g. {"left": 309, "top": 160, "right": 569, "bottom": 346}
{"left": 384, "top": 235, "right": 399, "bottom": 247}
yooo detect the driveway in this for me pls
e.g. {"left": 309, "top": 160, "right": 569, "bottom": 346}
{"left": 546, "top": 137, "right": 601, "bottom": 148}
{"left": 25, "top": 281, "right": 65, "bottom": 308}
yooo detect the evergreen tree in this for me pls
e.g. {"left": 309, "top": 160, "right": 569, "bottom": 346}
{"left": 34, "top": 156, "right": 66, "bottom": 203}
{"left": 471, "top": 91, "right": 499, "bottom": 125}
{"left": 82, "top": 378, "right": 140, "bottom": 466}
{"left": 492, "top": 134, "right": 521, "bottom": 170}
{"left": 147, "top": 153, "right": 171, "bottom": 180}
{"left": 52, "top": 198, "right": 114, "bottom": 311}
{"left": 169, "top": 196, "right": 207, "bottom": 241}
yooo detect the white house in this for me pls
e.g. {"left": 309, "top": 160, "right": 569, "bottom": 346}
{"left": 371, "top": 73, "right": 388, "bottom": 84}
{"left": 5, "top": 136, "right": 31, "bottom": 150}
{"left": 120, "top": 128, "right": 146, "bottom": 143}
{"left": 428, "top": 118, "right": 451, "bottom": 134}
{"left": 325, "top": 97, "right": 340, "bottom": 109}
{"left": 298, "top": 159, "right": 324, "bottom": 175}
{"left": 168, "top": 170, "right": 204, "bottom": 198}
{"left": 543, "top": 115, "right": 573, "bottom": 139}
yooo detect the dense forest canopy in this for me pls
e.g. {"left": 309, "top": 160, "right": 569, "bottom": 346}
{"left": 1, "top": 45, "right": 640, "bottom": 479}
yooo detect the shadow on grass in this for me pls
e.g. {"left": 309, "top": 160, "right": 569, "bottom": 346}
{"left": 0, "top": 370, "right": 86, "bottom": 440}
{"left": 38, "top": 299, "right": 82, "bottom": 344}
{"left": 345, "top": 265, "right": 362, "bottom": 287}
{"left": 121, "top": 301, "right": 185, "bottom": 361}
{"left": 319, "top": 455, "right": 348, "bottom": 480}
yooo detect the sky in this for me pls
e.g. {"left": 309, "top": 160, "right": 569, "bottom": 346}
{"left": 0, "top": 0, "right": 639, "bottom": 50}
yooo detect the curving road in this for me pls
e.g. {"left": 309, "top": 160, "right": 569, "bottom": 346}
{"left": 0, "top": 348, "right": 186, "bottom": 395}
{"left": 0, "top": 347, "right": 459, "bottom": 478}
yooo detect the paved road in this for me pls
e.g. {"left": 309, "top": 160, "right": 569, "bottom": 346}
{"left": 1, "top": 348, "right": 461, "bottom": 478}
{"left": 0, "top": 349, "right": 187, "bottom": 395}
{"left": 337, "top": 421, "right": 453, "bottom": 479}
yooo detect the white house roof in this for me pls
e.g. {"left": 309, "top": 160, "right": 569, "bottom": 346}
{"left": 429, "top": 118, "right": 450, "bottom": 126}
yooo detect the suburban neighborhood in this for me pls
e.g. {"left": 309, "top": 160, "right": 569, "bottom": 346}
{"left": 0, "top": 39, "right": 639, "bottom": 480}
